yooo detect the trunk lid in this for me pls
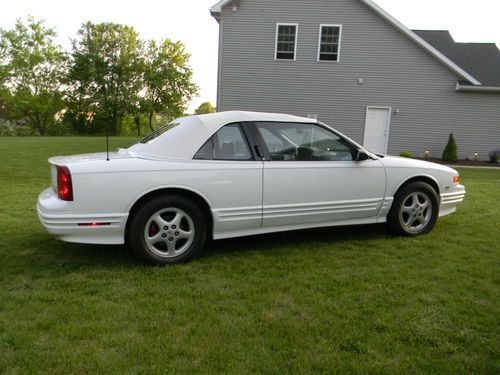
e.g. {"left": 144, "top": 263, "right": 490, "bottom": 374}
{"left": 48, "top": 150, "right": 132, "bottom": 166}
{"left": 48, "top": 149, "right": 135, "bottom": 189}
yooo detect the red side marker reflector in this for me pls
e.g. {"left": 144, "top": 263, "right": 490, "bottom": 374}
{"left": 78, "top": 222, "right": 111, "bottom": 227}
{"left": 453, "top": 176, "right": 459, "bottom": 184}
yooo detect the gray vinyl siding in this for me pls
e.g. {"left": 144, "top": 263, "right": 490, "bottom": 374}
{"left": 217, "top": 0, "right": 500, "bottom": 160}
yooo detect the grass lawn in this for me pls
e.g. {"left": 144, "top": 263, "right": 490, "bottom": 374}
{"left": 0, "top": 137, "right": 499, "bottom": 374}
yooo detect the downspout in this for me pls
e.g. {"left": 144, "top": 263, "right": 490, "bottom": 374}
{"left": 216, "top": 18, "right": 224, "bottom": 111}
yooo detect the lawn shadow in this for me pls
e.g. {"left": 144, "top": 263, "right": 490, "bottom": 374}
{"left": 30, "top": 224, "right": 391, "bottom": 266}
{"left": 65, "top": 243, "right": 138, "bottom": 266}
{"left": 201, "top": 223, "right": 391, "bottom": 259}
{"left": 27, "top": 235, "right": 139, "bottom": 269}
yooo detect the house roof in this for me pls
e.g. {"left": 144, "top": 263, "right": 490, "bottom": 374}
{"left": 210, "top": 0, "right": 493, "bottom": 87}
{"left": 210, "top": 0, "right": 230, "bottom": 15}
{"left": 413, "top": 30, "right": 500, "bottom": 88}
{"left": 359, "top": 0, "right": 482, "bottom": 86}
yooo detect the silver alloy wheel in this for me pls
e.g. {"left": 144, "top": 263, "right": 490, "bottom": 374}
{"left": 143, "top": 207, "right": 195, "bottom": 258}
{"left": 399, "top": 191, "right": 433, "bottom": 233}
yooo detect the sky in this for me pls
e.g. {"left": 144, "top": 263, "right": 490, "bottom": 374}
{"left": 1, "top": 0, "right": 499, "bottom": 112}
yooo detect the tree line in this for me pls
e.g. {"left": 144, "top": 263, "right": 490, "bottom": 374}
{"left": 0, "top": 17, "right": 210, "bottom": 136}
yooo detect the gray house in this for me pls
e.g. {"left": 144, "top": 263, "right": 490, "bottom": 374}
{"left": 210, "top": 0, "right": 500, "bottom": 160}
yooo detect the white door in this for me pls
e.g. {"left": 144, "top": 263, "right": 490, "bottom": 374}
{"left": 262, "top": 160, "right": 386, "bottom": 227}
{"left": 254, "top": 122, "right": 386, "bottom": 228}
{"left": 363, "top": 107, "right": 391, "bottom": 154}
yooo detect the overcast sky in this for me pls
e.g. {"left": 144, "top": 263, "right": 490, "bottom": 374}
{"left": 1, "top": 0, "right": 498, "bottom": 112}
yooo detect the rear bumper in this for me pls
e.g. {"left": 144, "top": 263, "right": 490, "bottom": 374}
{"left": 439, "top": 184, "right": 466, "bottom": 217}
{"left": 37, "top": 188, "right": 128, "bottom": 245}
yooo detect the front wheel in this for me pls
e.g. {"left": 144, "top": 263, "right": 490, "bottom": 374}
{"left": 387, "top": 182, "right": 439, "bottom": 236}
{"left": 127, "top": 195, "right": 207, "bottom": 264}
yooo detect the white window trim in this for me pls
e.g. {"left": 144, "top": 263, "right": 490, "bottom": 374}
{"left": 275, "top": 23, "right": 299, "bottom": 61}
{"left": 317, "top": 24, "right": 342, "bottom": 63}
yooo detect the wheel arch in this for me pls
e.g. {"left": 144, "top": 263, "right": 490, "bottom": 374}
{"left": 392, "top": 174, "right": 441, "bottom": 201}
{"left": 125, "top": 186, "right": 214, "bottom": 242}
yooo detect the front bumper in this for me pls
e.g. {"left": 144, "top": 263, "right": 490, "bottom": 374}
{"left": 37, "top": 188, "right": 128, "bottom": 245}
{"left": 439, "top": 184, "right": 466, "bottom": 217}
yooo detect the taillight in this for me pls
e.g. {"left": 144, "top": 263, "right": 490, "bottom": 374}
{"left": 453, "top": 176, "right": 459, "bottom": 184}
{"left": 57, "top": 166, "right": 73, "bottom": 201}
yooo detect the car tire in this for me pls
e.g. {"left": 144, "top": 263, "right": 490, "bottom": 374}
{"left": 387, "top": 181, "right": 439, "bottom": 236}
{"left": 127, "top": 194, "right": 207, "bottom": 264}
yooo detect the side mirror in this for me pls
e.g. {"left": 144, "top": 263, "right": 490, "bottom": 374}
{"left": 356, "top": 150, "right": 370, "bottom": 161}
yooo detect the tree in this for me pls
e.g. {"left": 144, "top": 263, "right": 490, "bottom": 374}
{"left": 0, "top": 89, "right": 12, "bottom": 120}
{"left": 0, "top": 17, "right": 67, "bottom": 135}
{"left": 127, "top": 50, "right": 147, "bottom": 136}
{"left": 442, "top": 133, "right": 458, "bottom": 162}
{"left": 129, "top": 95, "right": 146, "bottom": 136}
{"left": 68, "top": 22, "right": 143, "bottom": 135}
{"left": 142, "top": 39, "right": 198, "bottom": 132}
{"left": 195, "top": 101, "right": 216, "bottom": 115}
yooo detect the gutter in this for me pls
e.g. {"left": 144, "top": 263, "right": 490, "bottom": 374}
{"left": 456, "top": 83, "right": 500, "bottom": 93}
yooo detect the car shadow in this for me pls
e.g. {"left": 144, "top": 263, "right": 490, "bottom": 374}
{"left": 32, "top": 224, "right": 390, "bottom": 267}
{"left": 28, "top": 238, "right": 139, "bottom": 268}
{"left": 200, "top": 223, "right": 391, "bottom": 260}
{"left": 69, "top": 243, "right": 138, "bottom": 265}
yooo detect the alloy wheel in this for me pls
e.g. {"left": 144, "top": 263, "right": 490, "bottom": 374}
{"left": 143, "top": 207, "right": 195, "bottom": 258}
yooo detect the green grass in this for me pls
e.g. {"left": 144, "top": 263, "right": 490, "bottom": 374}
{"left": 0, "top": 137, "right": 499, "bottom": 374}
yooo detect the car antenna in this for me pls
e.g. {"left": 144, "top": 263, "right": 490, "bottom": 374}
{"left": 105, "top": 121, "right": 110, "bottom": 161}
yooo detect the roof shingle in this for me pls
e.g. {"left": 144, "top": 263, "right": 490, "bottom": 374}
{"left": 413, "top": 30, "right": 500, "bottom": 87}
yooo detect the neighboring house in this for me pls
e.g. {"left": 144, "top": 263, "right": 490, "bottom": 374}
{"left": 210, "top": 0, "right": 500, "bottom": 160}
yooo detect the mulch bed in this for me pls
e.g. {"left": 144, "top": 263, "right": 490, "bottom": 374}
{"left": 418, "top": 158, "right": 499, "bottom": 168}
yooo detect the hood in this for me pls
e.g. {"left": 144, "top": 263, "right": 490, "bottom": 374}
{"left": 380, "top": 155, "right": 458, "bottom": 174}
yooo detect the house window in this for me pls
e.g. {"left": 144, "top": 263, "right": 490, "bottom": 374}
{"left": 275, "top": 24, "right": 298, "bottom": 60}
{"left": 318, "top": 25, "right": 342, "bottom": 62}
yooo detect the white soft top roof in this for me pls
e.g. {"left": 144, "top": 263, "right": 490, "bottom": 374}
{"left": 127, "top": 111, "right": 316, "bottom": 160}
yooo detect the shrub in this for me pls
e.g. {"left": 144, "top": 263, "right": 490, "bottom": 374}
{"left": 14, "top": 125, "right": 36, "bottom": 136}
{"left": 442, "top": 133, "right": 458, "bottom": 162}
{"left": 47, "top": 122, "right": 71, "bottom": 136}
{"left": 0, "top": 123, "right": 15, "bottom": 136}
{"left": 0, "top": 122, "right": 37, "bottom": 136}
{"left": 489, "top": 149, "right": 500, "bottom": 163}
{"left": 399, "top": 151, "right": 412, "bottom": 158}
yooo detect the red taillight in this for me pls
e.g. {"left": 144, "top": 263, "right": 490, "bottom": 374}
{"left": 453, "top": 176, "right": 459, "bottom": 184}
{"left": 57, "top": 165, "right": 73, "bottom": 201}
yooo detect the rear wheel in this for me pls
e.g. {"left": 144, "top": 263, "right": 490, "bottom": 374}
{"left": 128, "top": 195, "right": 206, "bottom": 264}
{"left": 388, "top": 182, "right": 439, "bottom": 236}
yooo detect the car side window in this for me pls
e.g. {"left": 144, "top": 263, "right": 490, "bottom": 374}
{"left": 194, "top": 123, "right": 253, "bottom": 161}
{"left": 193, "top": 139, "right": 213, "bottom": 160}
{"left": 255, "top": 122, "right": 356, "bottom": 161}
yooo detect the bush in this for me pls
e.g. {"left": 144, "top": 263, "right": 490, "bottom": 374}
{"left": 489, "top": 149, "right": 500, "bottom": 163}
{"left": 399, "top": 151, "right": 412, "bottom": 158}
{"left": 0, "top": 122, "right": 37, "bottom": 136}
{"left": 0, "top": 123, "right": 15, "bottom": 136}
{"left": 442, "top": 133, "right": 458, "bottom": 162}
{"left": 47, "top": 122, "right": 71, "bottom": 136}
{"left": 14, "top": 125, "right": 36, "bottom": 136}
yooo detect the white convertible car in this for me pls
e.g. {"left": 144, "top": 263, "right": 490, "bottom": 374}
{"left": 37, "top": 111, "right": 465, "bottom": 264}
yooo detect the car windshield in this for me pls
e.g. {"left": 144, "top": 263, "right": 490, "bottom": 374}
{"left": 137, "top": 123, "right": 180, "bottom": 144}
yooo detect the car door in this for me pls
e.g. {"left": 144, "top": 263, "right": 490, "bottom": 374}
{"left": 253, "top": 121, "right": 386, "bottom": 228}
{"left": 193, "top": 122, "right": 264, "bottom": 239}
